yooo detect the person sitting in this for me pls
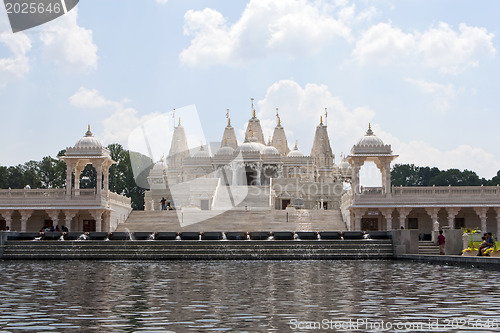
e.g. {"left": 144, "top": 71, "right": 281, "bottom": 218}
{"left": 487, "top": 232, "right": 494, "bottom": 247}
{"left": 478, "top": 233, "right": 489, "bottom": 256}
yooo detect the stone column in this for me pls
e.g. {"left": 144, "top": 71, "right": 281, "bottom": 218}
{"left": 425, "top": 207, "right": 440, "bottom": 227}
{"left": 256, "top": 168, "right": 262, "bottom": 186}
{"left": 101, "top": 211, "right": 110, "bottom": 233}
{"left": 63, "top": 210, "right": 77, "bottom": 232}
{"left": 46, "top": 210, "right": 60, "bottom": 227}
{"left": 397, "top": 208, "right": 411, "bottom": 229}
{"left": 380, "top": 208, "right": 393, "bottom": 230}
{"left": 494, "top": 208, "right": 500, "bottom": 241}
{"left": 91, "top": 210, "right": 103, "bottom": 232}
{"left": 95, "top": 165, "right": 103, "bottom": 197}
{"left": 1, "top": 210, "right": 13, "bottom": 229}
{"left": 353, "top": 209, "right": 365, "bottom": 231}
{"left": 384, "top": 161, "right": 392, "bottom": 196}
{"left": 19, "top": 210, "right": 34, "bottom": 232}
{"left": 103, "top": 168, "right": 110, "bottom": 192}
{"left": 65, "top": 163, "right": 74, "bottom": 198}
{"left": 474, "top": 207, "right": 488, "bottom": 233}
{"left": 351, "top": 164, "right": 361, "bottom": 196}
{"left": 74, "top": 165, "right": 83, "bottom": 192}
{"left": 445, "top": 207, "right": 460, "bottom": 229}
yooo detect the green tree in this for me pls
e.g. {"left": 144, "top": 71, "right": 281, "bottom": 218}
{"left": 39, "top": 156, "right": 66, "bottom": 188}
{"left": 0, "top": 166, "right": 8, "bottom": 188}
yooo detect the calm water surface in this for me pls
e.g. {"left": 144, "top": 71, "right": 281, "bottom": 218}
{"left": 0, "top": 260, "right": 499, "bottom": 332}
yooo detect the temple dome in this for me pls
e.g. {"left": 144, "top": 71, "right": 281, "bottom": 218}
{"left": 339, "top": 159, "right": 352, "bottom": 176}
{"left": 153, "top": 159, "right": 166, "bottom": 171}
{"left": 74, "top": 127, "right": 102, "bottom": 149}
{"left": 351, "top": 124, "right": 393, "bottom": 155}
{"left": 356, "top": 126, "right": 385, "bottom": 147}
{"left": 193, "top": 146, "right": 211, "bottom": 158}
{"left": 287, "top": 142, "right": 304, "bottom": 157}
{"left": 239, "top": 136, "right": 265, "bottom": 153}
{"left": 216, "top": 144, "right": 235, "bottom": 156}
{"left": 262, "top": 144, "right": 280, "bottom": 156}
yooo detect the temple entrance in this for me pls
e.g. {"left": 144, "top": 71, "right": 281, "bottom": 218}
{"left": 200, "top": 200, "right": 209, "bottom": 210}
{"left": 323, "top": 201, "right": 328, "bottom": 210}
{"left": 245, "top": 167, "right": 258, "bottom": 185}
{"left": 281, "top": 199, "right": 290, "bottom": 210}
{"left": 408, "top": 218, "right": 418, "bottom": 229}
{"left": 83, "top": 219, "right": 96, "bottom": 232}
{"left": 0, "top": 220, "right": 5, "bottom": 231}
{"left": 362, "top": 218, "right": 378, "bottom": 231}
{"left": 455, "top": 218, "right": 465, "bottom": 229}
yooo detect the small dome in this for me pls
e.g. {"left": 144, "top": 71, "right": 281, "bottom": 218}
{"left": 287, "top": 142, "right": 304, "bottom": 157}
{"left": 262, "top": 144, "right": 279, "bottom": 156}
{"left": 239, "top": 136, "right": 264, "bottom": 153}
{"left": 262, "top": 138, "right": 280, "bottom": 156}
{"left": 356, "top": 125, "right": 385, "bottom": 147}
{"left": 153, "top": 159, "right": 166, "bottom": 171}
{"left": 74, "top": 126, "right": 102, "bottom": 149}
{"left": 339, "top": 160, "right": 352, "bottom": 176}
{"left": 216, "top": 145, "right": 235, "bottom": 156}
{"left": 193, "top": 145, "right": 211, "bottom": 158}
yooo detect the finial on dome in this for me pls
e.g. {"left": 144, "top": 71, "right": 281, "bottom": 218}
{"left": 85, "top": 124, "right": 92, "bottom": 136}
{"left": 278, "top": 116, "right": 281, "bottom": 125}
{"left": 366, "top": 123, "right": 374, "bottom": 136}
{"left": 251, "top": 98, "right": 255, "bottom": 117}
{"left": 226, "top": 109, "right": 231, "bottom": 126}
{"left": 320, "top": 116, "right": 323, "bottom": 125}
{"left": 294, "top": 140, "right": 298, "bottom": 150}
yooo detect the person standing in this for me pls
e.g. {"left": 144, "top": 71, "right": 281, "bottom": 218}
{"left": 437, "top": 230, "right": 445, "bottom": 255}
{"left": 161, "top": 197, "right": 166, "bottom": 211}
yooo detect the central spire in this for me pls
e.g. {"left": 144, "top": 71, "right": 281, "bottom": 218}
{"left": 245, "top": 98, "right": 265, "bottom": 144}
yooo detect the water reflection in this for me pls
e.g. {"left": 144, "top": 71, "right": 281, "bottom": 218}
{"left": 0, "top": 260, "right": 499, "bottom": 332}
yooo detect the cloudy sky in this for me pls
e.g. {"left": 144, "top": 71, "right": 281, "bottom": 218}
{"left": 1, "top": 0, "right": 499, "bottom": 183}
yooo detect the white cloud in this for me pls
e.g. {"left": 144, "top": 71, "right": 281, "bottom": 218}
{"left": 69, "top": 88, "right": 206, "bottom": 155}
{"left": 353, "top": 22, "right": 496, "bottom": 74}
{"left": 0, "top": 31, "right": 31, "bottom": 83}
{"left": 69, "top": 87, "right": 122, "bottom": 109}
{"left": 405, "top": 78, "right": 463, "bottom": 113}
{"left": 40, "top": 7, "right": 98, "bottom": 70}
{"left": 180, "top": 0, "right": 355, "bottom": 66}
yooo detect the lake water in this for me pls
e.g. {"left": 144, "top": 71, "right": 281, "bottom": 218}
{"left": 0, "top": 260, "right": 499, "bottom": 332}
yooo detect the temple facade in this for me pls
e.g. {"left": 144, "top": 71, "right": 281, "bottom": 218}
{"left": 144, "top": 108, "right": 349, "bottom": 213}
{"left": 1, "top": 103, "right": 500, "bottom": 236}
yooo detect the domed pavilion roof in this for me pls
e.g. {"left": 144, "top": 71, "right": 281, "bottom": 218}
{"left": 350, "top": 124, "right": 393, "bottom": 155}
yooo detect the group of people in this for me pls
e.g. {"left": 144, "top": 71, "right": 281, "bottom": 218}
{"left": 478, "top": 232, "right": 495, "bottom": 256}
{"left": 0, "top": 226, "right": 10, "bottom": 232}
{"left": 40, "top": 225, "right": 69, "bottom": 233}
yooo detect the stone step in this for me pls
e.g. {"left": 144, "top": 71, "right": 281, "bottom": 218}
{"left": 418, "top": 241, "right": 440, "bottom": 255}
{"left": 2, "top": 240, "right": 393, "bottom": 260}
{"left": 117, "top": 209, "right": 347, "bottom": 232}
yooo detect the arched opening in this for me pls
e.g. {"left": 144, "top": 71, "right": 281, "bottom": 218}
{"left": 359, "top": 162, "right": 382, "bottom": 193}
